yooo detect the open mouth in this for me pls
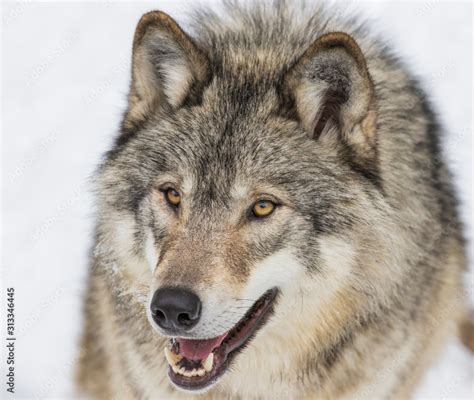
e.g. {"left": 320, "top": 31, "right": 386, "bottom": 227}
{"left": 163, "top": 288, "right": 278, "bottom": 391}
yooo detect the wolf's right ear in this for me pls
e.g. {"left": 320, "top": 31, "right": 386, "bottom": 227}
{"left": 126, "top": 11, "right": 210, "bottom": 125}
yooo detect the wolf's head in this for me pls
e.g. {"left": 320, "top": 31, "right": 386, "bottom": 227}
{"left": 97, "top": 9, "right": 393, "bottom": 392}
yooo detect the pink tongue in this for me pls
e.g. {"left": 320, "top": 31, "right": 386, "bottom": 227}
{"left": 177, "top": 333, "right": 227, "bottom": 361}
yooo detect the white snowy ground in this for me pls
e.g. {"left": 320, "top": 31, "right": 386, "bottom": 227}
{"left": 1, "top": 1, "right": 472, "bottom": 399}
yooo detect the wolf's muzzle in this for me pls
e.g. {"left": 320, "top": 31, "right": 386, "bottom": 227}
{"left": 150, "top": 287, "right": 202, "bottom": 333}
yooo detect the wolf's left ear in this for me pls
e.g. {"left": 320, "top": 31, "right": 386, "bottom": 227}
{"left": 283, "top": 32, "right": 376, "bottom": 153}
{"left": 127, "top": 11, "right": 210, "bottom": 124}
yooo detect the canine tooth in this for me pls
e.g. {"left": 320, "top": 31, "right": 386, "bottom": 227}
{"left": 164, "top": 347, "right": 173, "bottom": 365}
{"left": 203, "top": 353, "right": 214, "bottom": 372}
{"left": 164, "top": 347, "right": 182, "bottom": 366}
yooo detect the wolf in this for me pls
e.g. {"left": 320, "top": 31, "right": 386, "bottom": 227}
{"left": 76, "top": 1, "right": 469, "bottom": 399}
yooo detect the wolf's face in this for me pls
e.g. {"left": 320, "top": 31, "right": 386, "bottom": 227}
{"left": 97, "top": 11, "right": 385, "bottom": 392}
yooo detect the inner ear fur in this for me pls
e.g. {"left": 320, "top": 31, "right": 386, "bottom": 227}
{"left": 283, "top": 32, "right": 377, "bottom": 155}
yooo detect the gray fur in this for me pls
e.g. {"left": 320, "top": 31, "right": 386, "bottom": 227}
{"left": 76, "top": 2, "right": 466, "bottom": 399}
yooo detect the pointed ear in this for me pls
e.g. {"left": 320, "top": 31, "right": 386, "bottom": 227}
{"left": 283, "top": 32, "right": 376, "bottom": 153}
{"left": 127, "top": 11, "right": 210, "bottom": 125}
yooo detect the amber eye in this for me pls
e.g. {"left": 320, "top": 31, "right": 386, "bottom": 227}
{"left": 165, "top": 188, "right": 181, "bottom": 207}
{"left": 252, "top": 200, "right": 276, "bottom": 218}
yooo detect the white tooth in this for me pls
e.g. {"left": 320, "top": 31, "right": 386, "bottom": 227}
{"left": 164, "top": 347, "right": 182, "bottom": 367}
{"left": 171, "top": 363, "right": 181, "bottom": 374}
{"left": 203, "top": 353, "right": 214, "bottom": 372}
{"left": 164, "top": 347, "right": 173, "bottom": 365}
{"left": 174, "top": 366, "right": 208, "bottom": 377}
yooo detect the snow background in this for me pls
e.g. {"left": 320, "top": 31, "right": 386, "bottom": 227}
{"left": 1, "top": 0, "right": 472, "bottom": 398}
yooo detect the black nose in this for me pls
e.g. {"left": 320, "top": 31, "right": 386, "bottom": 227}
{"left": 150, "top": 287, "right": 201, "bottom": 332}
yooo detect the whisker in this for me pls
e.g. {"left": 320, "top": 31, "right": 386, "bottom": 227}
{"left": 233, "top": 298, "right": 259, "bottom": 302}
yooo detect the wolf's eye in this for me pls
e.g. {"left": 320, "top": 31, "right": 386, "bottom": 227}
{"left": 252, "top": 200, "right": 275, "bottom": 218}
{"left": 165, "top": 188, "right": 181, "bottom": 207}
